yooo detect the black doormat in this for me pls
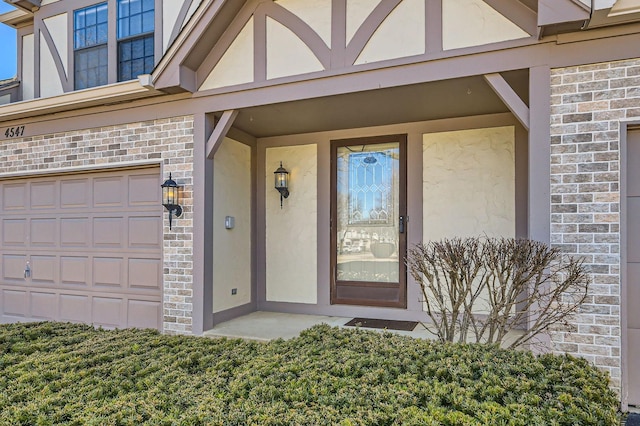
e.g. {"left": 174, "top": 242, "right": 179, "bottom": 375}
{"left": 627, "top": 413, "right": 640, "bottom": 426}
{"left": 344, "top": 318, "right": 418, "bottom": 331}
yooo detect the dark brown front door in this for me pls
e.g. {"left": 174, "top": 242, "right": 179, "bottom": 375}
{"left": 330, "top": 134, "right": 407, "bottom": 308}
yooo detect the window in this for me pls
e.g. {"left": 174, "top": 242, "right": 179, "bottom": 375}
{"left": 74, "top": 3, "right": 108, "bottom": 90}
{"left": 117, "top": 0, "right": 154, "bottom": 81}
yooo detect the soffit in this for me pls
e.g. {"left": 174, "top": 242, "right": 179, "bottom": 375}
{"left": 0, "top": 7, "right": 32, "bottom": 28}
{"left": 228, "top": 70, "right": 528, "bottom": 138}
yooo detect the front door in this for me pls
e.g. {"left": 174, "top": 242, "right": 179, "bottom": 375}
{"left": 330, "top": 135, "right": 407, "bottom": 308}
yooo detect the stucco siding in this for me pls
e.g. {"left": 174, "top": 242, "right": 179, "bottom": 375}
{"left": 22, "top": 33, "right": 35, "bottom": 101}
{"left": 265, "top": 144, "right": 318, "bottom": 304}
{"left": 442, "top": 0, "right": 529, "bottom": 50}
{"left": 422, "top": 126, "right": 516, "bottom": 242}
{"left": 213, "top": 137, "right": 252, "bottom": 313}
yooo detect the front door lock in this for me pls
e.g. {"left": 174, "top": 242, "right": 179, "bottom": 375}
{"left": 24, "top": 261, "right": 31, "bottom": 278}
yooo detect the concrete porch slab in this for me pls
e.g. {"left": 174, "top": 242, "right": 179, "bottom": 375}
{"left": 203, "top": 311, "right": 437, "bottom": 342}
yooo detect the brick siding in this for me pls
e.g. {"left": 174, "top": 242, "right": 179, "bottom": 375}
{"left": 0, "top": 116, "right": 195, "bottom": 334}
{"left": 550, "top": 58, "right": 640, "bottom": 391}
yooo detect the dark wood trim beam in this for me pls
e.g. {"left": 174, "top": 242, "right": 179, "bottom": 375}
{"left": 528, "top": 65, "right": 550, "bottom": 244}
{"left": 192, "top": 112, "right": 215, "bottom": 334}
{"left": 482, "top": 0, "right": 538, "bottom": 36}
{"left": 484, "top": 73, "right": 530, "bottom": 130}
{"left": 206, "top": 109, "right": 238, "bottom": 159}
{"left": 425, "top": 0, "right": 443, "bottom": 54}
{"left": 331, "top": 0, "right": 347, "bottom": 68}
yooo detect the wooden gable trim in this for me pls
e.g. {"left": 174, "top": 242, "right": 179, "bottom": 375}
{"left": 538, "top": 0, "right": 590, "bottom": 27}
{"left": 482, "top": 0, "right": 538, "bottom": 36}
{"left": 206, "top": 109, "right": 238, "bottom": 159}
{"left": 484, "top": 73, "right": 530, "bottom": 130}
{"left": 344, "top": 0, "right": 402, "bottom": 66}
{"left": 153, "top": 0, "right": 248, "bottom": 92}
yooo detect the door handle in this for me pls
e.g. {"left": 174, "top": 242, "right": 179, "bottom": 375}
{"left": 24, "top": 261, "right": 31, "bottom": 278}
{"left": 399, "top": 216, "right": 405, "bottom": 234}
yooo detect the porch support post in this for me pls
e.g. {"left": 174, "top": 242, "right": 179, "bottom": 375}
{"left": 206, "top": 109, "right": 239, "bottom": 159}
{"left": 528, "top": 66, "right": 551, "bottom": 244}
{"left": 484, "top": 73, "right": 530, "bottom": 131}
{"left": 192, "top": 112, "right": 216, "bottom": 334}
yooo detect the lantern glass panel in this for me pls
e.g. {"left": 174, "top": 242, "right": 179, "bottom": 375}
{"left": 275, "top": 172, "right": 288, "bottom": 189}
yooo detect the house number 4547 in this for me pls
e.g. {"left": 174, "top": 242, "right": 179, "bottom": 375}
{"left": 4, "top": 126, "right": 25, "bottom": 138}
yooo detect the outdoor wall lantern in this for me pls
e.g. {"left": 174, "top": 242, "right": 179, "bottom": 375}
{"left": 274, "top": 162, "right": 290, "bottom": 208}
{"left": 161, "top": 173, "right": 183, "bottom": 230}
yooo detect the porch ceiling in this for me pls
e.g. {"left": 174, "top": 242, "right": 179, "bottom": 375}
{"left": 230, "top": 70, "right": 529, "bottom": 138}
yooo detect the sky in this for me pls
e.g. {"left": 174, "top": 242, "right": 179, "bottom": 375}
{"left": 0, "top": 2, "right": 17, "bottom": 80}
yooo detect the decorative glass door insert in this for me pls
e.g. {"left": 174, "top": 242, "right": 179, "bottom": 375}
{"left": 331, "top": 135, "right": 407, "bottom": 308}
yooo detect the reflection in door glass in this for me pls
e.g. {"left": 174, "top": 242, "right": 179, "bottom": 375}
{"left": 336, "top": 143, "right": 399, "bottom": 283}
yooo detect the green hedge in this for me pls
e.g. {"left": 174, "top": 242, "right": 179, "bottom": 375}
{"left": 0, "top": 322, "right": 618, "bottom": 425}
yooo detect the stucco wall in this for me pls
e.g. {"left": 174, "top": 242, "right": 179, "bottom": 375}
{"left": 0, "top": 116, "right": 195, "bottom": 335}
{"left": 265, "top": 144, "right": 318, "bottom": 304}
{"left": 200, "top": 18, "right": 254, "bottom": 91}
{"left": 213, "top": 137, "right": 252, "bottom": 313}
{"left": 354, "top": 0, "right": 425, "bottom": 65}
{"left": 39, "top": 32, "right": 64, "bottom": 98}
{"left": 422, "top": 126, "right": 516, "bottom": 242}
{"left": 549, "top": 58, "right": 640, "bottom": 392}
{"left": 266, "top": 17, "right": 324, "bottom": 80}
{"left": 442, "top": 0, "right": 529, "bottom": 50}
{"left": 22, "top": 34, "right": 34, "bottom": 101}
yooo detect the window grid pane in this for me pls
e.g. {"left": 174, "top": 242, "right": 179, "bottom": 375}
{"left": 74, "top": 45, "right": 108, "bottom": 90}
{"left": 117, "top": 0, "right": 154, "bottom": 40}
{"left": 118, "top": 34, "right": 154, "bottom": 81}
{"left": 74, "top": 2, "right": 108, "bottom": 49}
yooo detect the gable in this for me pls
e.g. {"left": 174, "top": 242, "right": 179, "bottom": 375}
{"left": 152, "top": 0, "right": 593, "bottom": 94}
{"left": 194, "top": 0, "right": 531, "bottom": 92}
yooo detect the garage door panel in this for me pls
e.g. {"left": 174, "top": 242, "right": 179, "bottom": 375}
{"left": 129, "top": 258, "right": 161, "bottom": 290}
{"left": 60, "top": 294, "right": 90, "bottom": 323}
{"left": 94, "top": 217, "right": 124, "bottom": 247}
{"left": 627, "top": 197, "right": 640, "bottom": 263}
{"left": 1, "top": 167, "right": 162, "bottom": 331}
{"left": 61, "top": 256, "right": 89, "bottom": 286}
{"left": 93, "top": 257, "right": 123, "bottom": 287}
{"left": 629, "top": 329, "right": 640, "bottom": 406}
{"left": 3, "top": 255, "right": 27, "bottom": 280}
{"left": 61, "top": 179, "right": 89, "bottom": 209}
{"left": 31, "top": 182, "right": 57, "bottom": 210}
{"left": 3, "top": 290, "right": 27, "bottom": 317}
{"left": 94, "top": 177, "right": 125, "bottom": 207}
{"left": 129, "top": 174, "right": 161, "bottom": 205}
{"left": 628, "top": 263, "right": 640, "bottom": 329}
{"left": 128, "top": 299, "right": 161, "bottom": 329}
{"left": 60, "top": 218, "right": 90, "bottom": 247}
{"left": 31, "top": 218, "right": 57, "bottom": 247}
{"left": 2, "top": 183, "right": 27, "bottom": 211}
{"left": 31, "top": 255, "right": 57, "bottom": 284}
{"left": 93, "top": 297, "right": 124, "bottom": 328}
{"left": 3, "top": 219, "right": 27, "bottom": 246}
{"left": 31, "top": 292, "right": 58, "bottom": 319}
{"left": 129, "top": 217, "right": 161, "bottom": 248}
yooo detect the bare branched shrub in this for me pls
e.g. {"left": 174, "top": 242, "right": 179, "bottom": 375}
{"left": 407, "top": 237, "right": 589, "bottom": 348}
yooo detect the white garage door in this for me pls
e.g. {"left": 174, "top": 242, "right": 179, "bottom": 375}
{"left": 0, "top": 167, "right": 163, "bottom": 330}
